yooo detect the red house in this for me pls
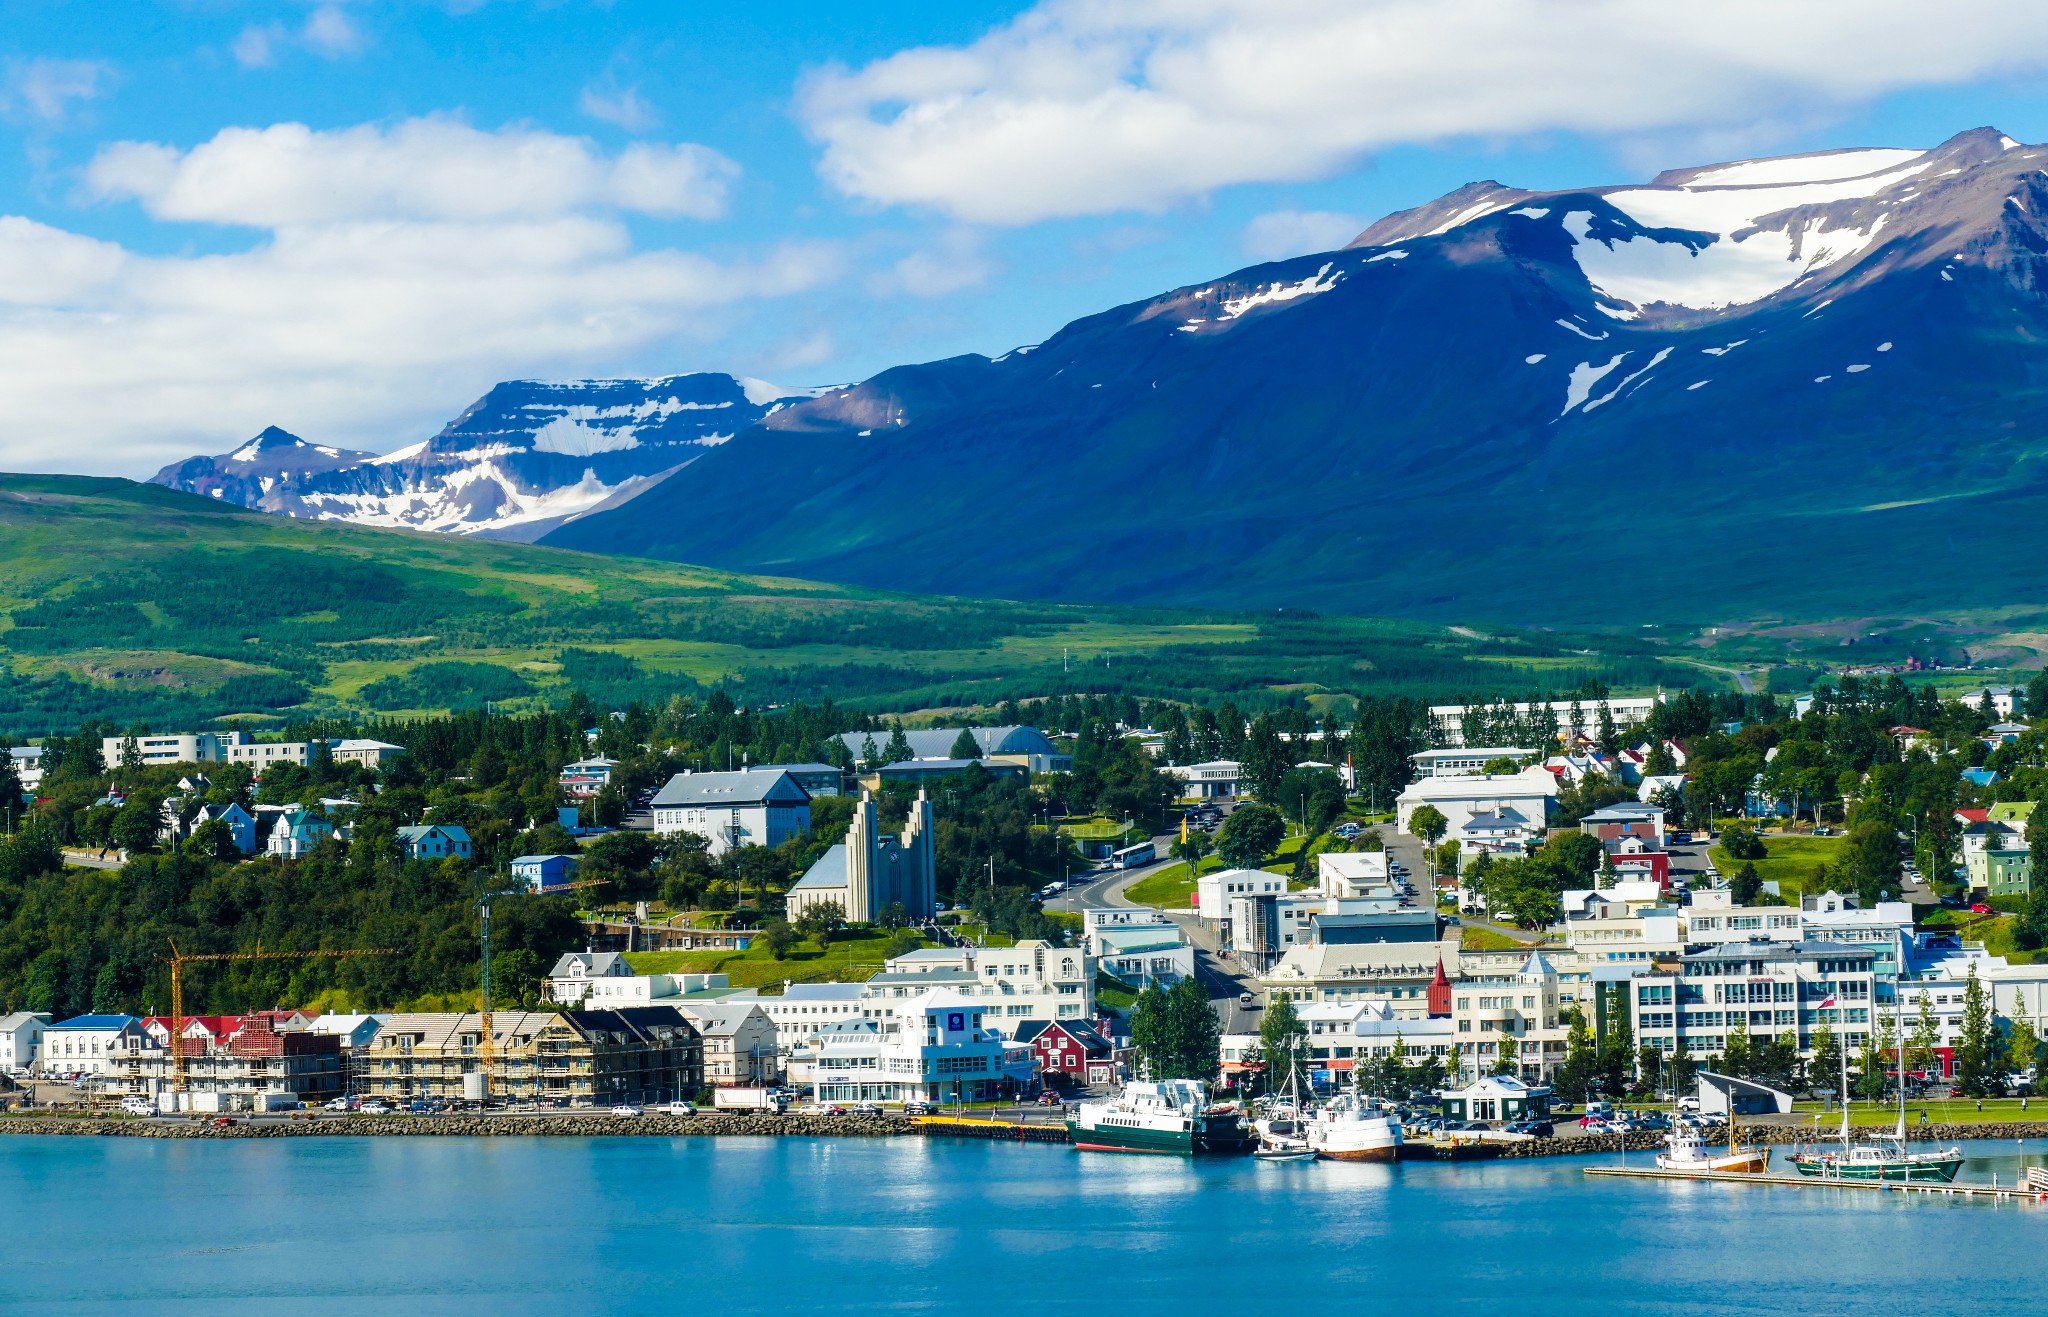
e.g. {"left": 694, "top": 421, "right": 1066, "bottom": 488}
{"left": 1017, "top": 1019, "right": 1116, "bottom": 1087}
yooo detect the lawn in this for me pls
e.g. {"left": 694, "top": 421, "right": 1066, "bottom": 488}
{"left": 1095, "top": 971, "right": 1139, "bottom": 1010}
{"left": 1709, "top": 834, "right": 1845, "bottom": 901}
{"left": 624, "top": 928, "right": 914, "bottom": 989}
{"left": 1460, "top": 926, "right": 1529, "bottom": 952}
{"left": 1790, "top": 1097, "right": 2048, "bottom": 1126}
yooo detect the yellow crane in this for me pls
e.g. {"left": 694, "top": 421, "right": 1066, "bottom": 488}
{"left": 165, "top": 942, "right": 395, "bottom": 1097}
{"left": 476, "top": 878, "right": 610, "bottom": 1102}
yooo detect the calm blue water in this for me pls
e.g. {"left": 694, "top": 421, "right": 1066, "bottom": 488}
{"left": 4, "top": 1135, "right": 2046, "bottom": 1313}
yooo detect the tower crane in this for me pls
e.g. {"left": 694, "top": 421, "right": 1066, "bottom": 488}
{"left": 164, "top": 942, "right": 394, "bottom": 1097}
{"left": 476, "top": 877, "right": 611, "bottom": 1101}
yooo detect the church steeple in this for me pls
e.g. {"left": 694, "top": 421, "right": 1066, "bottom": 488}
{"left": 1427, "top": 955, "right": 1452, "bottom": 1018}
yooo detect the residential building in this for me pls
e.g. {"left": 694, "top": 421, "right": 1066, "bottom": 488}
{"left": 1395, "top": 768, "right": 1558, "bottom": 841}
{"left": 1091, "top": 921, "right": 1196, "bottom": 987}
{"left": 1194, "top": 867, "right": 1286, "bottom": 919}
{"left": 1262, "top": 938, "right": 1464, "bottom": 1010}
{"left": 1017, "top": 1018, "right": 1117, "bottom": 1087}
{"left": 129, "top": 1011, "right": 344, "bottom": 1105}
{"left": 99, "top": 731, "right": 253, "bottom": 767}
{"left": 397, "top": 824, "right": 473, "bottom": 862}
{"left": 40, "top": 1015, "right": 152, "bottom": 1079}
{"left": 361, "top": 1009, "right": 701, "bottom": 1106}
{"left": 869, "top": 940, "right": 1093, "bottom": 1031}
{"left": 0, "top": 1011, "right": 50, "bottom": 1072}
{"left": 1427, "top": 696, "right": 1663, "bottom": 747}
{"left": 651, "top": 768, "right": 812, "bottom": 857}
{"left": 1408, "top": 747, "right": 1538, "bottom": 778}
{"left": 1168, "top": 760, "right": 1242, "bottom": 798}
{"left": 9, "top": 745, "right": 45, "bottom": 791}
{"left": 1630, "top": 941, "right": 1881, "bottom": 1061}
{"left": 834, "top": 725, "right": 1070, "bottom": 775}
{"left": 558, "top": 758, "right": 620, "bottom": 799}
{"left": 1457, "top": 807, "right": 1540, "bottom": 855}
{"left": 808, "top": 988, "right": 1040, "bottom": 1103}
{"left": 1798, "top": 891, "right": 1915, "bottom": 978}
{"left": 512, "top": 853, "right": 580, "bottom": 892}
{"left": 1983, "top": 849, "right": 2034, "bottom": 900}
{"left": 1578, "top": 803, "right": 1668, "bottom": 849}
{"left": 1962, "top": 820, "right": 2025, "bottom": 888}
{"left": 1683, "top": 890, "right": 1803, "bottom": 948}
{"left": 672, "top": 1001, "right": 781, "bottom": 1085}
{"left": 1565, "top": 907, "right": 1683, "bottom": 965}
{"left": 785, "top": 789, "right": 934, "bottom": 923}
{"left": 1289, "top": 999, "right": 1455, "bottom": 1088}
{"left": 1315, "top": 850, "right": 1392, "bottom": 899}
{"left": 323, "top": 738, "right": 399, "bottom": 767}
{"left": 224, "top": 740, "right": 316, "bottom": 772}
{"left": 753, "top": 762, "right": 846, "bottom": 798}
{"left": 266, "top": 808, "right": 332, "bottom": 858}
{"left": 581, "top": 973, "right": 734, "bottom": 1008}
{"left": 545, "top": 951, "right": 633, "bottom": 1005}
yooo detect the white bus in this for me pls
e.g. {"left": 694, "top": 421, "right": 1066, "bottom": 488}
{"left": 1108, "top": 840, "right": 1157, "bottom": 870}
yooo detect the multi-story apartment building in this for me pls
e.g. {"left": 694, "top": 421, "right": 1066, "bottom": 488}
{"left": 865, "top": 940, "right": 1093, "bottom": 1033}
{"left": 1261, "top": 938, "right": 1463, "bottom": 1012}
{"left": 1449, "top": 950, "right": 1569, "bottom": 1083}
{"left": 361, "top": 1009, "right": 701, "bottom": 1106}
{"left": 1629, "top": 941, "right": 1880, "bottom": 1061}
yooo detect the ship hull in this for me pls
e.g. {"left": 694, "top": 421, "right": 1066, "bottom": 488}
{"left": 1314, "top": 1144, "right": 1400, "bottom": 1164}
{"left": 1789, "top": 1154, "right": 1963, "bottom": 1182}
{"left": 1655, "top": 1149, "right": 1770, "bottom": 1175}
{"left": 1066, "top": 1120, "right": 1199, "bottom": 1155}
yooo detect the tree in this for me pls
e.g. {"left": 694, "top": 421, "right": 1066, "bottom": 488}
{"left": 793, "top": 900, "right": 845, "bottom": 945}
{"left": 1556, "top": 1008, "right": 1597, "bottom": 1102}
{"left": 118, "top": 735, "right": 143, "bottom": 774}
{"left": 859, "top": 734, "right": 881, "bottom": 772}
{"left": 1951, "top": 965, "right": 1999, "bottom": 1097}
{"left": 1215, "top": 804, "right": 1284, "bottom": 869}
{"left": 1492, "top": 1034, "right": 1520, "bottom": 1077}
{"left": 1597, "top": 1000, "right": 1635, "bottom": 1094}
{"left": 1842, "top": 820, "right": 1903, "bottom": 903}
{"left": 884, "top": 723, "right": 914, "bottom": 765}
{"left": 1721, "top": 1023, "right": 1753, "bottom": 1079}
{"left": 948, "top": 729, "right": 983, "bottom": 760}
{"left": 1729, "top": 862, "right": 1763, "bottom": 906}
{"left": 1258, "top": 995, "right": 1309, "bottom": 1094}
{"left": 1130, "top": 983, "right": 1173, "bottom": 1080}
{"left": 1239, "top": 715, "right": 1289, "bottom": 803}
{"left": 1719, "top": 823, "right": 1768, "bottom": 861}
{"left": 1546, "top": 831, "right": 1604, "bottom": 885}
{"left": 1855, "top": 1012, "right": 1895, "bottom": 1101}
{"left": 112, "top": 800, "right": 162, "bottom": 855}
{"left": 1409, "top": 804, "right": 1449, "bottom": 848}
{"left": 758, "top": 919, "right": 797, "bottom": 960}
{"left": 1806, "top": 1020, "right": 1842, "bottom": 1099}
{"left": 2004, "top": 1014, "right": 2042, "bottom": 1087}
{"left": 1167, "top": 976, "right": 1222, "bottom": 1081}
{"left": 1908, "top": 993, "right": 1941, "bottom": 1082}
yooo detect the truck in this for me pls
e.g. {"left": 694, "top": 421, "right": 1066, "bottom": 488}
{"left": 713, "top": 1087, "right": 787, "bottom": 1114}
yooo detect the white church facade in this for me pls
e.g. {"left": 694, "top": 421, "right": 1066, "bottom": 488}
{"left": 785, "top": 790, "right": 938, "bottom": 923}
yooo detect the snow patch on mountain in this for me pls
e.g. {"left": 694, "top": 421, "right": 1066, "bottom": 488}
{"left": 1220, "top": 263, "right": 1341, "bottom": 319}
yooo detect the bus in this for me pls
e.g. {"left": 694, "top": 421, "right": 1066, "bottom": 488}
{"left": 1108, "top": 841, "right": 1156, "bottom": 870}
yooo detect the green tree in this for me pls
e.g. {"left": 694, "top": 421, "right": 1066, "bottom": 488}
{"left": 1668, "top": 1037, "right": 1698, "bottom": 1093}
{"left": 859, "top": 734, "right": 881, "bottom": 772}
{"left": 1129, "top": 983, "right": 1173, "bottom": 1080}
{"left": 1729, "top": 862, "right": 1763, "bottom": 906}
{"left": 1546, "top": 831, "right": 1604, "bottom": 885}
{"left": 758, "top": 919, "right": 797, "bottom": 961}
{"left": 112, "top": 800, "right": 161, "bottom": 854}
{"left": 793, "top": 900, "right": 845, "bottom": 945}
{"left": 884, "top": 723, "right": 914, "bottom": 765}
{"left": 1239, "top": 715, "right": 1289, "bottom": 803}
{"left": 948, "top": 729, "right": 983, "bottom": 760}
{"left": 1855, "top": 1012, "right": 1894, "bottom": 1101}
{"left": 1597, "top": 1002, "right": 1635, "bottom": 1094}
{"left": 1167, "top": 976, "right": 1222, "bottom": 1080}
{"left": 1492, "top": 1034, "right": 1520, "bottom": 1077}
{"left": 1908, "top": 993, "right": 1941, "bottom": 1081}
{"left": 1556, "top": 1008, "right": 1597, "bottom": 1102}
{"left": 118, "top": 735, "right": 144, "bottom": 774}
{"left": 1215, "top": 804, "right": 1284, "bottom": 870}
{"left": 1409, "top": 804, "right": 1449, "bottom": 848}
{"left": 1171, "top": 828, "right": 1212, "bottom": 872}
{"left": 1806, "top": 1020, "right": 1843, "bottom": 1099}
{"left": 1951, "top": 965, "right": 1999, "bottom": 1097}
{"left": 1721, "top": 1022, "right": 1753, "bottom": 1079}
{"left": 1257, "top": 995, "right": 1309, "bottom": 1094}
{"left": 2004, "top": 1014, "right": 2042, "bottom": 1086}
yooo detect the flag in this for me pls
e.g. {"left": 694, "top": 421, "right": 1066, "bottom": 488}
{"left": 1817, "top": 993, "right": 1836, "bottom": 1010}
{"left": 1180, "top": 816, "right": 1189, "bottom": 845}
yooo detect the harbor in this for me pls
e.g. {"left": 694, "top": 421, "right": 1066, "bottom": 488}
{"left": 1587, "top": 1163, "right": 2048, "bottom": 1203}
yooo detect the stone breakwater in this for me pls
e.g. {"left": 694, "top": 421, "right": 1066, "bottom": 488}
{"left": 0, "top": 1114, "right": 914, "bottom": 1139}
{"left": 1743, "top": 1122, "right": 2048, "bottom": 1145}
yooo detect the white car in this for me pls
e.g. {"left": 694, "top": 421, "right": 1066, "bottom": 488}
{"left": 359, "top": 1101, "right": 394, "bottom": 1116}
{"left": 324, "top": 1096, "right": 354, "bottom": 1112}
{"left": 120, "top": 1096, "right": 156, "bottom": 1117}
{"left": 664, "top": 1101, "right": 697, "bottom": 1117}
{"left": 610, "top": 1104, "right": 644, "bottom": 1117}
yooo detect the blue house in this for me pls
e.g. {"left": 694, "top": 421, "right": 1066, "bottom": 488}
{"left": 512, "top": 853, "right": 581, "bottom": 892}
{"left": 397, "top": 824, "right": 473, "bottom": 861}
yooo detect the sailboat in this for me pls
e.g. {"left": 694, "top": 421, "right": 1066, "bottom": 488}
{"left": 1253, "top": 1060, "right": 1316, "bottom": 1161}
{"left": 1789, "top": 983, "right": 1965, "bottom": 1183}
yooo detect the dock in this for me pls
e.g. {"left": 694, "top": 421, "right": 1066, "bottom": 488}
{"left": 911, "top": 1115, "right": 1070, "bottom": 1144}
{"left": 1586, "top": 1166, "right": 2048, "bottom": 1203}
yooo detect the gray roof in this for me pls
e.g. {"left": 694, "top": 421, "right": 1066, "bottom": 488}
{"left": 865, "top": 968, "right": 976, "bottom": 987}
{"left": 836, "top": 725, "right": 1056, "bottom": 762}
{"left": 652, "top": 768, "right": 810, "bottom": 809}
{"left": 774, "top": 983, "right": 867, "bottom": 1002}
{"left": 789, "top": 844, "right": 848, "bottom": 892}
{"left": 669, "top": 1002, "right": 768, "bottom": 1035}
{"left": 548, "top": 951, "right": 627, "bottom": 978}
{"left": 1683, "top": 940, "right": 1875, "bottom": 964}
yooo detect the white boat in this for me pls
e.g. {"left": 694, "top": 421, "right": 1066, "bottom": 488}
{"left": 1253, "top": 1063, "right": 1313, "bottom": 1160}
{"left": 1306, "top": 1092, "right": 1403, "bottom": 1163}
{"left": 1656, "top": 1125, "right": 1769, "bottom": 1175}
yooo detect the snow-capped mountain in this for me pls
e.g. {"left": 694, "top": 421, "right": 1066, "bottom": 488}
{"left": 152, "top": 374, "right": 822, "bottom": 540}
{"left": 548, "top": 127, "right": 2048, "bottom": 623}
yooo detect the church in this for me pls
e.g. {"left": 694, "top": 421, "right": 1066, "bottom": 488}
{"left": 785, "top": 790, "right": 937, "bottom": 923}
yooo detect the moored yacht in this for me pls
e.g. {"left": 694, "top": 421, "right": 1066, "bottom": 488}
{"left": 1306, "top": 1092, "right": 1403, "bottom": 1163}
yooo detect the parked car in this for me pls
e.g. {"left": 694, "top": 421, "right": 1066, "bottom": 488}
{"left": 210, "top": 1116, "right": 237, "bottom": 1128}
{"left": 1971, "top": 903, "right": 1993, "bottom": 915}
{"left": 904, "top": 1100, "right": 936, "bottom": 1116}
{"left": 120, "top": 1096, "right": 156, "bottom": 1117}
{"left": 405, "top": 1101, "right": 438, "bottom": 1115}
{"left": 324, "top": 1096, "right": 355, "bottom": 1112}
{"left": 1504, "top": 1119, "right": 1555, "bottom": 1138}
{"left": 610, "top": 1104, "right": 644, "bottom": 1117}
{"left": 359, "top": 1101, "right": 394, "bottom": 1115}
{"left": 664, "top": 1101, "right": 698, "bottom": 1117}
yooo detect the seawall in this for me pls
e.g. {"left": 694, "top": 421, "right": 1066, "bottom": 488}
{"left": 0, "top": 1113, "right": 914, "bottom": 1139}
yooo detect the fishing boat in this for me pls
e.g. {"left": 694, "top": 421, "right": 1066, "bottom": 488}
{"left": 1306, "top": 1092, "right": 1403, "bottom": 1163}
{"left": 1253, "top": 1064, "right": 1315, "bottom": 1161}
{"left": 1788, "top": 980, "right": 1964, "bottom": 1183}
{"left": 1068, "top": 1079, "right": 1250, "bottom": 1155}
{"left": 1656, "top": 1123, "right": 1769, "bottom": 1175}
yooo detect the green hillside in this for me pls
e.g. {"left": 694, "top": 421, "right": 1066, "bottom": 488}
{"left": 0, "top": 474, "right": 1708, "bottom": 732}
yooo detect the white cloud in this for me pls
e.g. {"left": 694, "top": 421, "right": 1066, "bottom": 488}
{"left": 301, "top": 5, "right": 364, "bottom": 59}
{"left": 83, "top": 117, "right": 739, "bottom": 224}
{"left": 1, "top": 57, "right": 113, "bottom": 125}
{"left": 1240, "top": 209, "right": 1366, "bottom": 261}
{"left": 800, "top": 0, "right": 2048, "bottom": 223}
{"left": 581, "top": 84, "right": 658, "bottom": 132}
{"left": 871, "top": 228, "right": 996, "bottom": 298}
{"left": 0, "top": 117, "right": 834, "bottom": 473}
{"left": 231, "top": 26, "right": 283, "bottom": 69}
{"left": 233, "top": 5, "right": 367, "bottom": 68}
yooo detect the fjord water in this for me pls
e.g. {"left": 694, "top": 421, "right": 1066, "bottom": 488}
{"left": 4, "top": 1137, "right": 2044, "bottom": 1313}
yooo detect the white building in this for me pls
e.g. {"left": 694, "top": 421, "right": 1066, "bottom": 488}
{"left": 1631, "top": 940, "right": 1881, "bottom": 1060}
{"left": 1565, "top": 908, "right": 1683, "bottom": 966}
{"left": 40, "top": 1015, "right": 152, "bottom": 1078}
{"left": 1450, "top": 950, "right": 1569, "bottom": 1084}
{"left": 101, "top": 732, "right": 253, "bottom": 767}
{"left": 1316, "top": 851, "right": 1393, "bottom": 898}
{"left": 726, "top": 982, "right": 869, "bottom": 1056}
{"left": 1195, "top": 867, "right": 1286, "bottom": 919}
{"left": 671, "top": 1001, "right": 780, "bottom": 1085}
{"left": 330, "top": 739, "right": 406, "bottom": 768}
{"left": 581, "top": 973, "right": 733, "bottom": 1008}
{"left": 1169, "top": 760, "right": 1241, "bottom": 798}
{"left": 1263, "top": 938, "right": 1464, "bottom": 1010}
{"left": 0, "top": 1011, "right": 50, "bottom": 1073}
{"left": 809, "top": 988, "right": 1040, "bottom": 1103}
{"left": 265, "top": 809, "right": 332, "bottom": 858}
{"left": 545, "top": 951, "right": 633, "bottom": 1005}
{"left": 866, "top": 940, "right": 1093, "bottom": 1033}
{"left": 650, "top": 768, "right": 812, "bottom": 857}
{"left": 1395, "top": 768, "right": 1558, "bottom": 841}
{"left": 1091, "top": 921, "right": 1196, "bottom": 988}
{"left": 1427, "top": 696, "right": 1663, "bottom": 747}
{"left": 1409, "top": 747, "right": 1538, "bottom": 779}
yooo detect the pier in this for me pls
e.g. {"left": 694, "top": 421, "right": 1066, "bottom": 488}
{"left": 1586, "top": 1166, "right": 2048, "bottom": 1204}
{"left": 910, "top": 1115, "right": 1071, "bottom": 1144}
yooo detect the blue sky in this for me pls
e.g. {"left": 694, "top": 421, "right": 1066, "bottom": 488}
{"left": 8, "top": 0, "right": 2048, "bottom": 473}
